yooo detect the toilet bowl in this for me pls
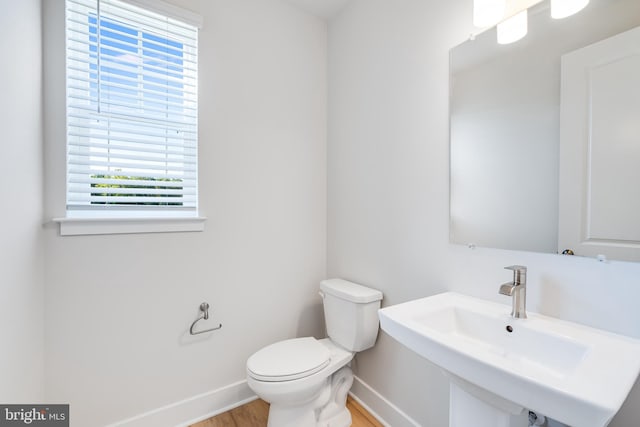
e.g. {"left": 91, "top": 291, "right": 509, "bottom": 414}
{"left": 246, "top": 279, "right": 383, "bottom": 427}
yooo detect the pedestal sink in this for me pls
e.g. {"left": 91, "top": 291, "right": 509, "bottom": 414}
{"left": 378, "top": 292, "right": 640, "bottom": 427}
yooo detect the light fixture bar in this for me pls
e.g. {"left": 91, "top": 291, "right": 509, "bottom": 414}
{"left": 551, "top": 0, "right": 589, "bottom": 19}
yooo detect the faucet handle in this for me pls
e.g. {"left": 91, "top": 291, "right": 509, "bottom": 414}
{"left": 504, "top": 265, "right": 527, "bottom": 283}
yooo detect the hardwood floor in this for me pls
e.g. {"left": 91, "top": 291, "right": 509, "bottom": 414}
{"left": 191, "top": 399, "right": 270, "bottom": 427}
{"left": 190, "top": 396, "right": 384, "bottom": 427}
{"left": 347, "top": 397, "right": 385, "bottom": 427}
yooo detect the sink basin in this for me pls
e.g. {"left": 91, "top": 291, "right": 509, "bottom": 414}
{"left": 379, "top": 292, "right": 640, "bottom": 427}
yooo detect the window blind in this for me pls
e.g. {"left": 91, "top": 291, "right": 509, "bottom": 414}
{"left": 65, "top": 0, "right": 198, "bottom": 216}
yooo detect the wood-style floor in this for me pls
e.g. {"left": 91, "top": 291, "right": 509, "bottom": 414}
{"left": 190, "top": 396, "right": 384, "bottom": 427}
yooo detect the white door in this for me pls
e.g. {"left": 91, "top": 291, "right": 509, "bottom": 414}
{"left": 558, "top": 25, "right": 640, "bottom": 262}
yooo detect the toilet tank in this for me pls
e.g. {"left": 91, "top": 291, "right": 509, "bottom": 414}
{"left": 320, "top": 279, "right": 383, "bottom": 352}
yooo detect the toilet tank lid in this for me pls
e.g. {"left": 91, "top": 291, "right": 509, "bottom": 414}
{"left": 320, "top": 279, "right": 383, "bottom": 303}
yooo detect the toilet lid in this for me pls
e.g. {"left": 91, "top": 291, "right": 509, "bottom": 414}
{"left": 247, "top": 337, "right": 331, "bottom": 382}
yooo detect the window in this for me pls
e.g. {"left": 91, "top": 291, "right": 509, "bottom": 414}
{"left": 65, "top": 0, "right": 200, "bottom": 229}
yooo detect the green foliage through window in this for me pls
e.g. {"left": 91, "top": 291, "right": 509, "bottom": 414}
{"left": 90, "top": 175, "right": 184, "bottom": 206}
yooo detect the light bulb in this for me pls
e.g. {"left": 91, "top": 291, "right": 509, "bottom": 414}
{"left": 497, "top": 10, "right": 528, "bottom": 44}
{"left": 551, "top": 0, "right": 590, "bottom": 19}
{"left": 474, "top": 0, "right": 506, "bottom": 28}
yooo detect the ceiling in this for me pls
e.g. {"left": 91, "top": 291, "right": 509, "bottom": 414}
{"left": 284, "top": 0, "right": 352, "bottom": 19}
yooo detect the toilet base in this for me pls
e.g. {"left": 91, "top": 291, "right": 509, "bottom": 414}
{"left": 265, "top": 366, "right": 354, "bottom": 427}
{"left": 317, "top": 407, "right": 351, "bottom": 427}
{"left": 267, "top": 403, "right": 318, "bottom": 427}
{"left": 267, "top": 405, "right": 351, "bottom": 427}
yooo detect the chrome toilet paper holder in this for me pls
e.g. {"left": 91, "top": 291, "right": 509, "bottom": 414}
{"left": 189, "top": 302, "right": 222, "bottom": 335}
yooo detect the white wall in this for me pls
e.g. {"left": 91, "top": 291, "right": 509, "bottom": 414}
{"left": 328, "top": 0, "right": 640, "bottom": 426}
{"left": 42, "top": 0, "right": 327, "bottom": 425}
{"left": 0, "top": 0, "right": 45, "bottom": 402}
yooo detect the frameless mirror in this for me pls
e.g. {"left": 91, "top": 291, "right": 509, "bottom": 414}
{"left": 449, "top": 0, "right": 640, "bottom": 261}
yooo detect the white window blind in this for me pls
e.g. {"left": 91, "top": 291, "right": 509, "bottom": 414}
{"left": 65, "top": 0, "right": 198, "bottom": 217}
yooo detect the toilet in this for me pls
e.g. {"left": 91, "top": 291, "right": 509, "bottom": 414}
{"left": 246, "top": 278, "right": 383, "bottom": 427}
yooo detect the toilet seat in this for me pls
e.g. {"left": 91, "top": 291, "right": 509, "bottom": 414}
{"left": 247, "top": 337, "right": 331, "bottom": 382}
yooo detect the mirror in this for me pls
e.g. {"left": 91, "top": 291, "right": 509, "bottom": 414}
{"left": 449, "top": 0, "right": 640, "bottom": 261}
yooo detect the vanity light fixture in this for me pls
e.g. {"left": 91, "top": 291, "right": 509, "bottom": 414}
{"left": 497, "top": 9, "right": 528, "bottom": 44}
{"left": 550, "top": 0, "right": 589, "bottom": 19}
{"left": 473, "top": 0, "right": 506, "bottom": 28}
{"left": 475, "top": 0, "right": 590, "bottom": 45}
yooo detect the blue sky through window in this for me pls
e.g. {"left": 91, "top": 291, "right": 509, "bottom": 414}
{"left": 88, "top": 14, "right": 185, "bottom": 120}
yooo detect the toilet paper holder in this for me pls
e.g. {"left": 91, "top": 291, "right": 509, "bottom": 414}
{"left": 189, "top": 302, "right": 223, "bottom": 335}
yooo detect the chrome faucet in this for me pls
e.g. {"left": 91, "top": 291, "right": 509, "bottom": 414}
{"left": 499, "top": 265, "right": 527, "bottom": 319}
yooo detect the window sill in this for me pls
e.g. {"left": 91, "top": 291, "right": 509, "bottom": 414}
{"left": 52, "top": 216, "right": 206, "bottom": 236}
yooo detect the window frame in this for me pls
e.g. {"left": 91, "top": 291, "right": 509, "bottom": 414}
{"left": 57, "top": 0, "right": 205, "bottom": 236}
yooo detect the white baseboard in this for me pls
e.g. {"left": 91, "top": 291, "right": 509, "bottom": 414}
{"left": 350, "top": 375, "right": 421, "bottom": 427}
{"left": 106, "top": 380, "right": 256, "bottom": 427}
{"left": 106, "top": 375, "right": 418, "bottom": 427}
